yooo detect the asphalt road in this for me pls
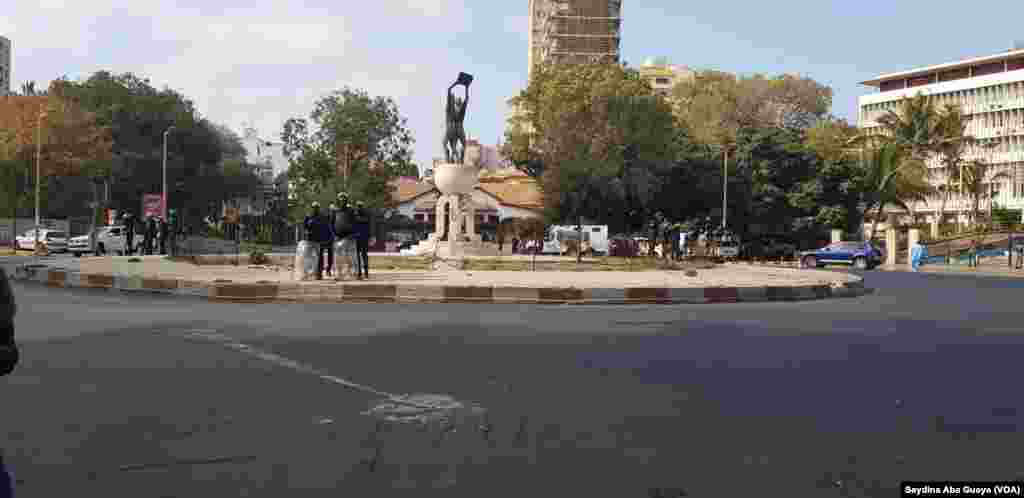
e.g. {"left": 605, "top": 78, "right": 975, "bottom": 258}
{"left": 3, "top": 268, "right": 1024, "bottom": 497}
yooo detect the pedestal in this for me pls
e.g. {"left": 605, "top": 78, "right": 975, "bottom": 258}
{"left": 885, "top": 227, "right": 897, "bottom": 267}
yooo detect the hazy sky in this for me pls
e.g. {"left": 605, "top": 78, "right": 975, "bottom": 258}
{"left": 3, "top": 0, "right": 1024, "bottom": 174}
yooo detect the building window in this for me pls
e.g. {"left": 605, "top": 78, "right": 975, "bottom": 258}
{"left": 655, "top": 77, "right": 670, "bottom": 85}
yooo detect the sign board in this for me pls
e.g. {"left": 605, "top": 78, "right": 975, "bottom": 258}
{"left": 142, "top": 194, "right": 164, "bottom": 219}
{"left": 107, "top": 209, "right": 118, "bottom": 226}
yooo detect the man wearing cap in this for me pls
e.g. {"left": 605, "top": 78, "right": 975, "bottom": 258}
{"left": 332, "top": 193, "right": 357, "bottom": 280}
{"left": 353, "top": 200, "right": 371, "bottom": 280}
{"left": 303, "top": 202, "right": 334, "bottom": 280}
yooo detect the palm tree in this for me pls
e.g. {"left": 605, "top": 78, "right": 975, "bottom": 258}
{"left": 875, "top": 93, "right": 944, "bottom": 161}
{"left": 860, "top": 141, "right": 928, "bottom": 242}
{"left": 931, "top": 104, "right": 976, "bottom": 231}
{"left": 960, "top": 158, "right": 1012, "bottom": 227}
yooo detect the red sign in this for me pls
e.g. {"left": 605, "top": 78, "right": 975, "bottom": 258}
{"left": 142, "top": 194, "right": 164, "bottom": 219}
{"left": 106, "top": 209, "right": 118, "bottom": 225}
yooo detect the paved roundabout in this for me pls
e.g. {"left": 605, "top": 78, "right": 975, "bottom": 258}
{"left": 10, "top": 254, "right": 867, "bottom": 304}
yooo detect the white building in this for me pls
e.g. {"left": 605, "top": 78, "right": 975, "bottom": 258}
{"left": 241, "top": 126, "right": 287, "bottom": 182}
{"left": 858, "top": 46, "right": 1024, "bottom": 223}
{"left": 0, "top": 36, "right": 11, "bottom": 96}
{"left": 638, "top": 57, "right": 694, "bottom": 96}
{"left": 528, "top": 0, "right": 622, "bottom": 80}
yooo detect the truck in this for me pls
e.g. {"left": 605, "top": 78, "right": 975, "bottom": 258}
{"left": 542, "top": 225, "right": 609, "bottom": 255}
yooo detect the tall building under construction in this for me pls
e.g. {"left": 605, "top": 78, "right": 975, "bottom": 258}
{"left": 527, "top": 0, "right": 622, "bottom": 78}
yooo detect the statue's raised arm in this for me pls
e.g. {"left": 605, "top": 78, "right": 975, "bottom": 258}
{"left": 442, "top": 72, "right": 474, "bottom": 164}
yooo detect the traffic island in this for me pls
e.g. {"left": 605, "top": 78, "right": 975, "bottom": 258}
{"left": 12, "top": 254, "right": 868, "bottom": 305}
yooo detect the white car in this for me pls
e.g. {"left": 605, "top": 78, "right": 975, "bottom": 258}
{"left": 69, "top": 226, "right": 141, "bottom": 256}
{"left": 15, "top": 229, "right": 67, "bottom": 252}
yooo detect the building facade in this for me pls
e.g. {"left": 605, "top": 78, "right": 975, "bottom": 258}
{"left": 527, "top": 0, "right": 622, "bottom": 79}
{"left": 638, "top": 57, "right": 694, "bottom": 96}
{"left": 0, "top": 36, "right": 10, "bottom": 96}
{"left": 858, "top": 48, "right": 1024, "bottom": 222}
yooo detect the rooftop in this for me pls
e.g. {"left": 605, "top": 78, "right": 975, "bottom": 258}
{"left": 860, "top": 48, "right": 1024, "bottom": 87}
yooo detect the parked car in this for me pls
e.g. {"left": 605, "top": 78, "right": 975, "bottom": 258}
{"left": 15, "top": 229, "right": 67, "bottom": 252}
{"left": 799, "top": 241, "right": 883, "bottom": 270}
{"left": 68, "top": 226, "right": 140, "bottom": 256}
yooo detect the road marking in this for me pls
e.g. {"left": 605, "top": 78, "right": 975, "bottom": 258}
{"left": 173, "top": 328, "right": 485, "bottom": 425}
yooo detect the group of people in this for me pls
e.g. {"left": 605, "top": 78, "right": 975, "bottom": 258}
{"left": 119, "top": 212, "right": 171, "bottom": 256}
{"left": 303, "top": 193, "right": 371, "bottom": 280}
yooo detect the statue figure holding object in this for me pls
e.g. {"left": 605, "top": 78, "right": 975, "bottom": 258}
{"left": 443, "top": 72, "right": 473, "bottom": 164}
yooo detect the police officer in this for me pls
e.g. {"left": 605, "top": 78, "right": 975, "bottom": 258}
{"left": 332, "top": 194, "right": 357, "bottom": 280}
{"left": 123, "top": 212, "right": 135, "bottom": 256}
{"left": 303, "top": 202, "right": 334, "bottom": 280}
{"left": 353, "top": 200, "right": 371, "bottom": 280}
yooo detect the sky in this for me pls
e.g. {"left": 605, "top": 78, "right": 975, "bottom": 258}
{"left": 3, "top": 0, "right": 1024, "bottom": 175}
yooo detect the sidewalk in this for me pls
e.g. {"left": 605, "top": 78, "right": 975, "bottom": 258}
{"left": 12, "top": 255, "right": 867, "bottom": 305}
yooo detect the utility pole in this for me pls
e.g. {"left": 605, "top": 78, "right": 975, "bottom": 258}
{"left": 34, "top": 108, "right": 47, "bottom": 255}
{"left": 722, "top": 148, "right": 729, "bottom": 229}
{"left": 162, "top": 126, "right": 176, "bottom": 220}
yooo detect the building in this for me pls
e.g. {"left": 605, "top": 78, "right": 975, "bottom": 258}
{"left": 0, "top": 36, "right": 9, "bottom": 96}
{"left": 638, "top": 57, "right": 694, "bottom": 96}
{"left": 858, "top": 46, "right": 1024, "bottom": 223}
{"left": 241, "top": 126, "right": 287, "bottom": 182}
{"left": 389, "top": 167, "right": 544, "bottom": 239}
{"left": 527, "top": 0, "right": 622, "bottom": 79}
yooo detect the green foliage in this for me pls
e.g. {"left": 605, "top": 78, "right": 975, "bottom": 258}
{"left": 282, "top": 87, "right": 414, "bottom": 219}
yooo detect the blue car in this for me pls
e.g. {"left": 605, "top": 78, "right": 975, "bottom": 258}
{"left": 799, "top": 241, "right": 883, "bottom": 270}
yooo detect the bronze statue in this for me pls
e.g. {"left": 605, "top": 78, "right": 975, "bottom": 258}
{"left": 443, "top": 72, "right": 473, "bottom": 164}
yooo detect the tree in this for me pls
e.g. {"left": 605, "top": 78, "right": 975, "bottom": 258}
{"left": 860, "top": 141, "right": 929, "bottom": 241}
{"left": 875, "top": 93, "right": 944, "bottom": 161}
{"left": 282, "top": 87, "right": 415, "bottom": 220}
{"left": 960, "top": 158, "right": 1012, "bottom": 226}
{"left": 505, "top": 62, "right": 677, "bottom": 228}
{"left": 932, "top": 104, "right": 975, "bottom": 230}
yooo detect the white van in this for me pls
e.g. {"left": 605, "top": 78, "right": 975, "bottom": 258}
{"left": 542, "top": 225, "right": 609, "bottom": 255}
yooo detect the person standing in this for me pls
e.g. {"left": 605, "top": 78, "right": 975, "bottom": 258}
{"left": 123, "top": 213, "right": 135, "bottom": 256}
{"left": 353, "top": 200, "right": 371, "bottom": 280}
{"left": 158, "top": 217, "right": 169, "bottom": 255}
{"left": 303, "top": 202, "right": 333, "bottom": 280}
{"left": 332, "top": 194, "right": 357, "bottom": 280}
{"left": 1, "top": 266, "right": 20, "bottom": 498}
{"left": 140, "top": 216, "right": 152, "bottom": 255}
{"left": 146, "top": 216, "right": 158, "bottom": 255}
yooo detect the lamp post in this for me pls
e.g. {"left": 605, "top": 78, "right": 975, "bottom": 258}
{"left": 34, "top": 108, "right": 48, "bottom": 254}
{"left": 162, "top": 125, "right": 176, "bottom": 221}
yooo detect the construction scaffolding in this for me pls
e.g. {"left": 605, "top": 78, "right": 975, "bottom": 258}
{"left": 529, "top": 0, "right": 622, "bottom": 76}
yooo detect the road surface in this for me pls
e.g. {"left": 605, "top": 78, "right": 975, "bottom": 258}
{"left": 3, "top": 269, "right": 1024, "bottom": 497}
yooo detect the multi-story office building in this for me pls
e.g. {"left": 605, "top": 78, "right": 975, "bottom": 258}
{"left": 527, "top": 0, "right": 622, "bottom": 79}
{"left": 0, "top": 36, "right": 11, "bottom": 96}
{"left": 858, "top": 47, "right": 1024, "bottom": 222}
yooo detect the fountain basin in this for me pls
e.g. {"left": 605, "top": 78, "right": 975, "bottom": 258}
{"left": 433, "top": 162, "right": 479, "bottom": 196}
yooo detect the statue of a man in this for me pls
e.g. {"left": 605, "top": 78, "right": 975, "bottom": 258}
{"left": 443, "top": 72, "right": 473, "bottom": 164}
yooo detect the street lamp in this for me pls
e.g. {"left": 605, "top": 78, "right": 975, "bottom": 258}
{"left": 34, "top": 107, "right": 48, "bottom": 253}
{"left": 162, "top": 125, "right": 176, "bottom": 220}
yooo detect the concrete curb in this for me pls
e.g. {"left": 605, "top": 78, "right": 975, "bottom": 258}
{"left": 11, "top": 263, "right": 868, "bottom": 305}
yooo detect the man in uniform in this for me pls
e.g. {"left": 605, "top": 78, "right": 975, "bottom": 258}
{"left": 332, "top": 194, "right": 357, "bottom": 280}
{"left": 353, "top": 200, "right": 371, "bottom": 280}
